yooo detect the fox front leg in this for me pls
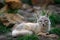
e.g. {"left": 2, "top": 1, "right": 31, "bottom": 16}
{"left": 37, "top": 32, "right": 48, "bottom": 37}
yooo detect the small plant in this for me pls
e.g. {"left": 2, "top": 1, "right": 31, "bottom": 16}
{"left": 7, "top": 8, "right": 18, "bottom": 13}
{"left": 58, "top": 37, "right": 60, "bottom": 40}
{"left": 49, "top": 28, "right": 60, "bottom": 36}
{"left": 17, "top": 34, "right": 39, "bottom": 40}
{"left": 54, "top": 0, "right": 60, "bottom": 4}
{"left": 0, "top": 21, "right": 11, "bottom": 34}
{"left": 49, "top": 12, "right": 60, "bottom": 27}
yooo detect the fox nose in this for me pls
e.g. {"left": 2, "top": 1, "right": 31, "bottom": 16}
{"left": 43, "top": 24, "right": 45, "bottom": 26}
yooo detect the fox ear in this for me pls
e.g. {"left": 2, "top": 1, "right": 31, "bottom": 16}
{"left": 45, "top": 10, "right": 50, "bottom": 17}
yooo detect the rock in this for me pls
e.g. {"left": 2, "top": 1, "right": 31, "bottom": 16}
{"left": 0, "top": 13, "right": 24, "bottom": 27}
{"left": 4, "top": 13, "right": 24, "bottom": 23}
{"left": 18, "top": 9, "right": 35, "bottom": 22}
{"left": 0, "top": 0, "right": 4, "bottom": 9}
{"left": 0, "top": 0, "right": 4, "bottom": 3}
{"left": 0, "top": 35, "right": 7, "bottom": 40}
{"left": 47, "top": 5, "right": 60, "bottom": 14}
{"left": 22, "top": 4, "right": 31, "bottom": 10}
{"left": 32, "top": 0, "right": 54, "bottom": 8}
{"left": 5, "top": 0, "right": 23, "bottom": 9}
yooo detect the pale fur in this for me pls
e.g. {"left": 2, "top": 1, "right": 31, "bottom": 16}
{"left": 12, "top": 15, "right": 51, "bottom": 37}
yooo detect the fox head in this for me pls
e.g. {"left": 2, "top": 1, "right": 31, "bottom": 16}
{"left": 37, "top": 10, "right": 51, "bottom": 31}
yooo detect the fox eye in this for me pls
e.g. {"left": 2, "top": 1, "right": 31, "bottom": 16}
{"left": 45, "top": 20, "right": 47, "bottom": 21}
{"left": 39, "top": 21, "right": 42, "bottom": 22}
{"left": 45, "top": 20, "right": 48, "bottom": 22}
